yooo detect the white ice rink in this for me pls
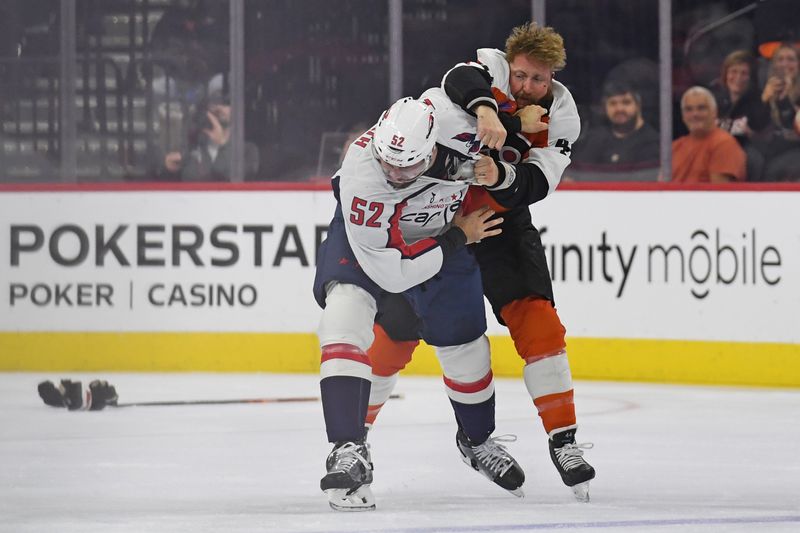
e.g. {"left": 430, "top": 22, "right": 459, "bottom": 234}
{"left": 1, "top": 372, "right": 798, "bottom": 533}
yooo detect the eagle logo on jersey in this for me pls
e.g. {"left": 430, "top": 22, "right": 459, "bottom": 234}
{"left": 451, "top": 132, "right": 481, "bottom": 154}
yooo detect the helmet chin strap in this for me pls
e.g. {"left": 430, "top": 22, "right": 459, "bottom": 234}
{"left": 376, "top": 144, "right": 439, "bottom": 187}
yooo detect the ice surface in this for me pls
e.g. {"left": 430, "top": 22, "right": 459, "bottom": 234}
{"left": 1, "top": 372, "right": 798, "bottom": 532}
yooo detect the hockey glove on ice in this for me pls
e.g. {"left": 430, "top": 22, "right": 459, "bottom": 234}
{"left": 37, "top": 379, "right": 118, "bottom": 410}
{"left": 87, "top": 379, "right": 118, "bottom": 410}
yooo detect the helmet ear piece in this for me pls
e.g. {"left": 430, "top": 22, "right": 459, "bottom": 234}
{"left": 373, "top": 97, "right": 439, "bottom": 169}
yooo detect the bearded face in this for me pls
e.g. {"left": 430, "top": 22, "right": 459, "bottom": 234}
{"left": 604, "top": 92, "right": 641, "bottom": 135}
{"left": 508, "top": 54, "right": 553, "bottom": 107}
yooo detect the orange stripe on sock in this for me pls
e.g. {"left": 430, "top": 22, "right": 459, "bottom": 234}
{"left": 365, "top": 403, "right": 384, "bottom": 426}
{"left": 533, "top": 390, "right": 576, "bottom": 434}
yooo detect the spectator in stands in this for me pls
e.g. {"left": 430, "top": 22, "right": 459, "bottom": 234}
{"left": 754, "top": 0, "right": 800, "bottom": 61}
{"left": 572, "top": 81, "right": 659, "bottom": 167}
{"left": 671, "top": 86, "right": 746, "bottom": 183}
{"left": 143, "top": 0, "right": 232, "bottom": 181}
{"left": 158, "top": 93, "right": 259, "bottom": 181}
{"left": 760, "top": 43, "right": 800, "bottom": 181}
{"left": 148, "top": 0, "right": 228, "bottom": 103}
{"left": 711, "top": 50, "right": 770, "bottom": 181}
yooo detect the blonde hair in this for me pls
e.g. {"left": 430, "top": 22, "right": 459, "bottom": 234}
{"left": 767, "top": 43, "right": 800, "bottom": 126}
{"left": 505, "top": 22, "right": 567, "bottom": 71}
{"left": 768, "top": 43, "right": 799, "bottom": 77}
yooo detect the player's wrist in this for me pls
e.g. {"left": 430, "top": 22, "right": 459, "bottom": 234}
{"left": 473, "top": 104, "right": 499, "bottom": 118}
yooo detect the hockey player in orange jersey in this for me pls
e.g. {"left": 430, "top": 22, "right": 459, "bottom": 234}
{"left": 365, "top": 21, "right": 596, "bottom": 502}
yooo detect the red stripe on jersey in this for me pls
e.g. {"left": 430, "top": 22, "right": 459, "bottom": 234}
{"left": 386, "top": 195, "right": 439, "bottom": 259}
{"left": 443, "top": 370, "right": 494, "bottom": 394}
{"left": 320, "top": 344, "right": 370, "bottom": 365}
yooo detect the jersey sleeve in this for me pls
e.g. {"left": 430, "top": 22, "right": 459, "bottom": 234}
{"left": 442, "top": 62, "right": 497, "bottom": 114}
{"left": 441, "top": 48, "right": 510, "bottom": 114}
{"left": 338, "top": 178, "right": 450, "bottom": 294}
{"left": 523, "top": 84, "right": 580, "bottom": 193}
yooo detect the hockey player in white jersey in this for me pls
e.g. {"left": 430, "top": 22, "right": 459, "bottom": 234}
{"left": 312, "top": 96, "right": 526, "bottom": 511}
{"left": 364, "top": 22, "right": 597, "bottom": 502}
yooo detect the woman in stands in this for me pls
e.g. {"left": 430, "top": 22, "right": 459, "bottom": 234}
{"left": 712, "top": 50, "right": 770, "bottom": 180}
{"left": 760, "top": 43, "right": 800, "bottom": 181}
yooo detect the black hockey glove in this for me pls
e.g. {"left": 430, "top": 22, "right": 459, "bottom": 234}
{"left": 37, "top": 380, "right": 67, "bottom": 407}
{"left": 60, "top": 379, "right": 88, "bottom": 410}
{"left": 36, "top": 379, "right": 84, "bottom": 409}
{"left": 37, "top": 379, "right": 118, "bottom": 410}
{"left": 87, "top": 380, "right": 118, "bottom": 410}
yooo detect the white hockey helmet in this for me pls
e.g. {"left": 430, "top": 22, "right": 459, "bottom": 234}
{"left": 372, "top": 97, "right": 438, "bottom": 186}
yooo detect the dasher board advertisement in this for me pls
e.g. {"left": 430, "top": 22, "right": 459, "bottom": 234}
{"left": 0, "top": 190, "right": 797, "bottom": 344}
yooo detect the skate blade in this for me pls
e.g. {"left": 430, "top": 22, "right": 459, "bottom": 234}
{"left": 325, "top": 485, "right": 376, "bottom": 512}
{"left": 571, "top": 481, "right": 590, "bottom": 502}
{"left": 508, "top": 487, "right": 525, "bottom": 498}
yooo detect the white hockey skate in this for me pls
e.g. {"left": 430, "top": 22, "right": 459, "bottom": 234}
{"left": 320, "top": 441, "right": 375, "bottom": 511}
{"left": 548, "top": 426, "right": 595, "bottom": 502}
{"left": 456, "top": 430, "right": 525, "bottom": 498}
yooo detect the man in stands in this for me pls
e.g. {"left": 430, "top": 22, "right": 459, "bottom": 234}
{"left": 671, "top": 86, "right": 746, "bottom": 183}
{"left": 572, "top": 80, "right": 659, "bottom": 168}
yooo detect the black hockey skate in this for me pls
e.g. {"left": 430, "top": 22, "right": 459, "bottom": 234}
{"left": 548, "top": 426, "right": 595, "bottom": 502}
{"left": 456, "top": 430, "right": 525, "bottom": 497}
{"left": 320, "top": 441, "right": 375, "bottom": 511}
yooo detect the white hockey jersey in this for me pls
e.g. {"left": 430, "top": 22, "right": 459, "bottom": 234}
{"left": 336, "top": 100, "right": 476, "bottom": 294}
{"left": 335, "top": 46, "right": 582, "bottom": 295}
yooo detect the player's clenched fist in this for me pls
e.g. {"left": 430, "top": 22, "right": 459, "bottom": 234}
{"left": 516, "top": 104, "right": 548, "bottom": 134}
{"left": 473, "top": 155, "right": 499, "bottom": 187}
{"left": 475, "top": 105, "right": 507, "bottom": 150}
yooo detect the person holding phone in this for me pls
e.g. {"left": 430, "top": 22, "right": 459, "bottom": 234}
{"left": 760, "top": 44, "right": 800, "bottom": 181}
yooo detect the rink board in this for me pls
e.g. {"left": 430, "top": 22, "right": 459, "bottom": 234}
{"left": 1, "top": 187, "right": 798, "bottom": 386}
{"left": 1, "top": 332, "right": 799, "bottom": 387}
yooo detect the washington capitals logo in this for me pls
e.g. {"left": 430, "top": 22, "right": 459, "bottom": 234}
{"left": 451, "top": 132, "right": 481, "bottom": 154}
